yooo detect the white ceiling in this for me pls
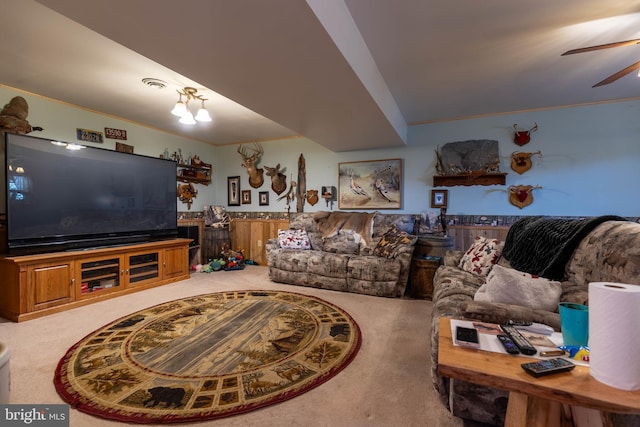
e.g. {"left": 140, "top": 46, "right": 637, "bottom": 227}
{"left": 1, "top": 1, "right": 639, "bottom": 152}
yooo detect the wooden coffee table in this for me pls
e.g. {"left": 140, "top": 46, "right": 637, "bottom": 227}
{"left": 437, "top": 317, "right": 640, "bottom": 427}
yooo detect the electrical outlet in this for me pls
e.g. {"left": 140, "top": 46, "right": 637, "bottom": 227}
{"left": 257, "top": 240, "right": 262, "bottom": 247}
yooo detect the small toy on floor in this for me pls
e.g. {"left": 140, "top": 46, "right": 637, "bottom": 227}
{"left": 198, "top": 244, "right": 246, "bottom": 272}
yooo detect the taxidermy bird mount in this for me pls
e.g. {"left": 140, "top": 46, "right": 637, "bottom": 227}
{"left": 0, "top": 96, "right": 44, "bottom": 134}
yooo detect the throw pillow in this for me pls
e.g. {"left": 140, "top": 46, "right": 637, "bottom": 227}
{"left": 458, "top": 236, "right": 504, "bottom": 276}
{"left": 373, "top": 226, "right": 417, "bottom": 258}
{"left": 277, "top": 228, "right": 311, "bottom": 250}
{"left": 474, "top": 264, "right": 563, "bottom": 312}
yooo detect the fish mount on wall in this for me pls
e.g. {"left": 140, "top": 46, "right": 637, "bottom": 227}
{"left": 510, "top": 150, "right": 542, "bottom": 174}
{"left": 512, "top": 123, "right": 538, "bottom": 146}
{"left": 508, "top": 184, "right": 542, "bottom": 209}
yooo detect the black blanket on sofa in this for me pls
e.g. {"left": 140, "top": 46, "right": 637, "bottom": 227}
{"left": 502, "top": 215, "right": 626, "bottom": 280}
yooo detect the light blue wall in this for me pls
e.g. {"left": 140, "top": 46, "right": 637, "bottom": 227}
{"left": 3, "top": 85, "right": 638, "bottom": 217}
{"left": 218, "top": 99, "right": 640, "bottom": 217}
{"left": 407, "top": 100, "right": 640, "bottom": 217}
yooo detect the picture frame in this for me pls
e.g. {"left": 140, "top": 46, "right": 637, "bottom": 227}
{"left": 241, "top": 190, "right": 251, "bottom": 204}
{"left": 259, "top": 191, "right": 269, "bottom": 206}
{"left": 338, "top": 159, "right": 402, "bottom": 209}
{"left": 227, "top": 176, "right": 240, "bottom": 206}
{"left": 431, "top": 189, "right": 448, "bottom": 208}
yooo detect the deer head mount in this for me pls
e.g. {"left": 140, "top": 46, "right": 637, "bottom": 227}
{"left": 513, "top": 122, "right": 538, "bottom": 146}
{"left": 264, "top": 163, "right": 287, "bottom": 195}
{"left": 237, "top": 143, "right": 264, "bottom": 188}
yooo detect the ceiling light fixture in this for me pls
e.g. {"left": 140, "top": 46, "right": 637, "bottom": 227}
{"left": 171, "top": 87, "right": 212, "bottom": 125}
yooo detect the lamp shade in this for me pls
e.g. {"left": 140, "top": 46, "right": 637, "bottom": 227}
{"left": 179, "top": 111, "right": 196, "bottom": 125}
{"left": 171, "top": 101, "right": 187, "bottom": 117}
{"left": 195, "top": 106, "right": 212, "bottom": 122}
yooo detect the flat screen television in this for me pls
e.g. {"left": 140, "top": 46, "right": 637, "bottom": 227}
{"left": 3, "top": 133, "right": 178, "bottom": 255}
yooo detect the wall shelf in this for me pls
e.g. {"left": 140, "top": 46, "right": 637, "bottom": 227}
{"left": 433, "top": 173, "right": 507, "bottom": 187}
{"left": 177, "top": 163, "right": 211, "bottom": 185}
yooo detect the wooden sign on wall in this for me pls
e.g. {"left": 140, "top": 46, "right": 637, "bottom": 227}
{"left": 116, "top": 142, "right": 134, "bottom": 154}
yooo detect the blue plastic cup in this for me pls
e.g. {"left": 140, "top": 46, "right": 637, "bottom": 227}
{"left": 558, "top": 302, "right": 589, "bottom": 347}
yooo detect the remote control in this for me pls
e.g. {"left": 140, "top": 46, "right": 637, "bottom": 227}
{"left": 497, "top": 334, "right": 520, "bottom": 354}
{"left": 521, "top": 358, "right": 575, "bottom": 377}
{"left": 508, "top": 320, "right": 554, "bottom": 336}
{"left": 500, "top": 325, "right": 537, "bottom": 355}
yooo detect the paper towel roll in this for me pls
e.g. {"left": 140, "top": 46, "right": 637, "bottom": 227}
{"left": 589, "top": 282, "right": 640, "bottom": 390}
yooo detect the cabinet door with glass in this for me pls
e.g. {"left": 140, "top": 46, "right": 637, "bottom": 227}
{"left": 76, "top": 255, "right": 122, "bottom": 298}
{"left": 127, "top": 251, "right": 161, "bottom": 287}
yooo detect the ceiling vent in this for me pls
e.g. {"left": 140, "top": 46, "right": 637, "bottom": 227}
{"left": 142, "top": 78, "right": 167, "bottom": 90}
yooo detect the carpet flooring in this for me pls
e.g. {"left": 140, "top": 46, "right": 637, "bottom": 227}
{"left": 1, "top": 266, "right": 463, "bottom": 427}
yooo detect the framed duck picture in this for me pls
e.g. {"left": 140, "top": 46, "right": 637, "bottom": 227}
{"left": 338, "top": 159, "right": 402, "bottom": 209}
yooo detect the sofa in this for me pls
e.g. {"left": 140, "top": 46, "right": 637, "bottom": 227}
{"left": 266, "top": 211, "right": 417, "bottom": 298}
{"left": 430, "top": 216, "right": 640, "bottom": 426}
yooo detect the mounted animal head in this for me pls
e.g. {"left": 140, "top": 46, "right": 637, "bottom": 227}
{"left": 237, "top": 143, "right": 264, "bottom": 188}
{"left": 512, "top": 122, "right": 538, "bottom": 146}
{"left": 264, "top": 163, "right": 287, "bottom": 195}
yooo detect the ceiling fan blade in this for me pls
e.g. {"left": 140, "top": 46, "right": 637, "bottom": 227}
{"left": 593, "top": 60, "right": 640, "bottom": 87}
{"left": 562, "top": 39, "right": 640, "bottom": 56}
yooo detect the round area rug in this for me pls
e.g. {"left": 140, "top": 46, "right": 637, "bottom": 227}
{"left": 54, "top": 290, "right": 361, "bottom": 423}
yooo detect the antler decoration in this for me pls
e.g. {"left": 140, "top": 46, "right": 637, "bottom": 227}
{"left": 512, "top": 122, "right": 538, "bottom": 146}
{"left": 508, "top": 184, "right": 542, "bottom": 209}
{"left": 510, "top": 150, "right": 542, "bottom": 174}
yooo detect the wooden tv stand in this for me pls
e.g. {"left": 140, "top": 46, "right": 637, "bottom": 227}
{"left": 0, "top": 239, "right": 191, "bottom": 322}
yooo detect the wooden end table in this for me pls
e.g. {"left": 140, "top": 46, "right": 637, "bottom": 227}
{"left": 409, "top": 256, "right": 441, "bottom": 299}
{"left": 437, "top": 317, "right": 640, "bottom": 427}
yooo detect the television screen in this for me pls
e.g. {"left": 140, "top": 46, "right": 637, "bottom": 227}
{"left": 4, "top": 133, "right": 177, "bottom": 253}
